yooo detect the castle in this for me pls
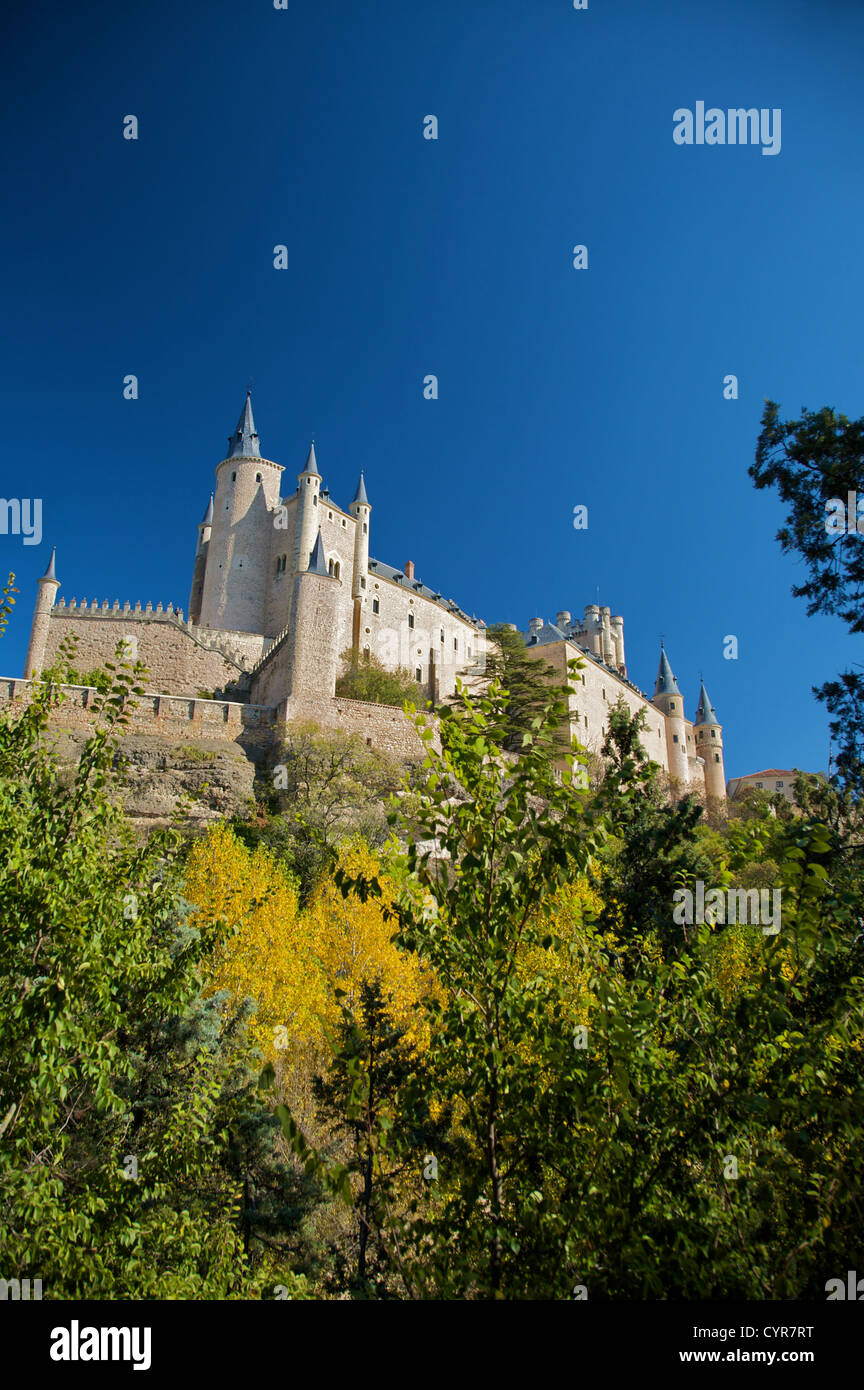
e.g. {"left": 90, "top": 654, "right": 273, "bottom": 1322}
{"left": 17, "top": 392, "right": 726, "bottom": 800}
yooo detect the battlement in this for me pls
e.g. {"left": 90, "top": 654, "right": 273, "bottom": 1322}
{"left": 49, "top": 601, "right": 267, "bottom": 673}
{"left": 0, "top": 677, "right": 276, "bottom": 739}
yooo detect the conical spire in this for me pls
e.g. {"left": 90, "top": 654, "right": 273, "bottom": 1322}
{"left": 200, "top": 493, "right": 214, "bottom": 526}
{"left": 694, "top": 679, "right": 719, "bottom": 726}
{"left": 41, "top": 547, "right": 58, "bottom": 582}
{"left": 654, "top": 644, "right": 681, "bottom": 697}
{"left": 227, "top": 390, "right": 261, "bottom": 459}
{"left": 300, "top": 441, "right": 320, "bottom": 477}
{"left": 352, "top": 471, "right": 369, "bottom": 507}
{"left": 308, "top": 529, "right": 329, "bottom": 575}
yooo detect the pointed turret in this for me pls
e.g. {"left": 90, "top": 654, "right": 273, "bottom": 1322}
{"left": 654, "top": 644, "right": 681, "bottom": 698}
{"left": 227, "top": 390, "right": 261, "bottom": 459}
{"left": 652, "top": 644, "right": 688, "bottom": 790}
{"left": 200, "top": 493, "right": 214, "bottom": 526}
{"left": 25, "top": 548, "right": 60, "bottom": 677}
{"left": 349, "top": 470, "right": 371, "bottom": 605}
{"left": 694, "top": 680, "right": 719, "bottom": 727}
{"left": 308, "top": 529, "right": 329, "bottom": 576}
{"left": 300, "top": 441, "right": 320, "bottom": 477}
{"left": 693, "top": 679, "right": 726, "bottom": 803}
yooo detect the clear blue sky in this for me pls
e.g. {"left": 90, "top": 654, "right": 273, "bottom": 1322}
{"left": 2, "top": 0, "right": 863, "bottom": 779}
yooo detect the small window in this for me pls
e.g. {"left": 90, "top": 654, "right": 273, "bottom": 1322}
{"left": 669, "top": 701, "right": 675, "bottom": 711}
{"left": 231, "top": 471, "right": 236, "bottom": 481}
{"left": 328, "top": 510, "right": 333, "bottom": 519}
{"left": 373, "top": 599, "right": 379, "bottom": 614}
{"left": 342, "top": 519, "right": 346, "bottom": 527}
{"left": 360, "top": 576, "right": 366, "bottom": 589}
{"left": 313, "top": 494, "right": 317, "bottom": 506}
{"left": 408, "top": 613, "right": 415, "bottom": 629}
{"left": 415, "top": 667, "right": 422, "bottom": 682}
{"left": 363, "top": 522, "right": 367, "bottom": 534}
{"left": 776, "top": 780, "right": 784, "bottom": 788}
{"left": 440, "top": 629, "right": 445, "bottom": 643}
{"left": 584, "top": 715, "right": 588, "bottom": 728}
{"left": 711, "top": 730, "right": 716, "bottom": 738}
{"left": 454, "top": 637, "right": 458, "bottom": 651}
{"left": 334, "top": 561, "right": 340, "bottom": 579}
{"left": 602, "top": 688, "right": 606, "bottom": 700}
{"left": 256, "top": 473, "right": 262, "bottom": 482}
{"left": 673, "top": 734, "right": 679, "bottom": 743}
{"left": 715, "top": 755, "right": 721, "bottom": 764}
{"left": 755, "top": 782, "right": 763, "bottom": 789}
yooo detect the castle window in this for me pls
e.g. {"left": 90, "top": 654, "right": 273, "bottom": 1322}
{"left": 360, "top": 577, "right": 366, "bottom": 589}
{"left": 673, "top": 734, "right": 679, "bottom": 743}
{"left": 363, "top": 522, "right": 367, "bottom": 534}
{"left": 256, "top": 473, "right": 262, "bottom": 482}
{"left": 408, "top": 613, "right": 415, "bottom": 629}
{"left": 415, "top": 668, "right": 422, "bottom": 682}
{"left": 669, "top": 701, "right": 675, "bottom": 711}
{"left": 454, "top": 637, "right": 458, "bottom": 651}
{"left": 342, "top": 519, "right": 346, "bottom": 527}
{"left": 364, "top": 647, "right": 370, "bottom": 659}
{"left": 328, "top": 559, "right": 334, "bottom": 574}
{"left": 328, "top": 511, "right": 333, "bottom": 519}
{"left": 313, "top": 494, "right": 317, "bottom": 506}
{"left": 441, "top": 630, "right": 445, "bottom": 642}
{"left": 602, "top": 688, "right": 606, "bottom": 700}
{"left": 231, "top": 471, "right": 236, "bottom": 481}
{"left": 373, "top": 599, "right": 379, "bottom": 614}
{"left": 584, "top": 715, "right": 588, "bottom": 728}
{"left": 711, "top": 730, "right": 716, "bottom": 738}
{"left": 716, "top": 755, "right": 721, "bottom": 764}
{"left": 334, "top": 561, "right": 340, "bottom": 579}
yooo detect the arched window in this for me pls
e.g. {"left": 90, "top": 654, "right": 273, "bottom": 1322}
{"left": 328, "top": 559, "right": 334, "bottom": 575}
{"left": 256, "top": 472, "right": 262, "bottom": 482}
{"left": 334, "top": 561, "right": 340, "bottom": 579}
{"left": 313, "top": 493, "right": 317, "bottom": 506}
{"left": 408, "top": 613, "right": 415, "bottom": 629}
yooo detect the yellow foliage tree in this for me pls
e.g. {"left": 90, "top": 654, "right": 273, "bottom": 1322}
{"left": 184, "top": 828, "right": 433, "bottom": 1063}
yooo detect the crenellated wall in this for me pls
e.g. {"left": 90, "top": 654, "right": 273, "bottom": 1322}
{"left": 40, "top": 603, "right": 270, "bottom": 695}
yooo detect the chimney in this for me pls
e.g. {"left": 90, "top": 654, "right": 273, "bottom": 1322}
{"left": 404, "top": 561, "right": 415, "bottom": 579}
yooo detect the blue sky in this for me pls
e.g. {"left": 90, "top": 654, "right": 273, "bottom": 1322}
{"left": 2, "top": 0, "right": 863, "bottom": 779}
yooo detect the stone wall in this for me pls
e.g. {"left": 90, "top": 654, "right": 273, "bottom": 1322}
{"left": 40, "top": 607, "right": 268, "bottom": 696}
{"left": 281, "top": 693, "right": 434, "bottom": 761}
{"left": 542, "top": 641, "right": 670, "bottom": 769}
{"left": 0, "top": 678, "right": 275, "bottom": 745}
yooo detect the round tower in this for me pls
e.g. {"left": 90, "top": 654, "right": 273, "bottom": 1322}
{"left": 188, "top": 493, "right": 213, "bottom": 625}
{"left": 285, "top": 529, "right": 344, "bottom": 700}
{"left": 197, "top": 392, "right": 284, "bottom": 634}
{"left": 652, "top": 645, "right": 690, "bottom": 788}
{"left": 610, "top": 615, "right": 626, "bottom": 674}
{"left": 292, "top": 442, "right": 321, "bottom": 578}
{"left": 24, "top": 548, "right": 60, "bottom": 677}
{"left": 693, "top": 680, "right": 726, "bottom": 802}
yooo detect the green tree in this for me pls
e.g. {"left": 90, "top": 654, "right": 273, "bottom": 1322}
{"left": 0, "top": 588, "right": 307, "bottom": 1298}
{"left": 751, "top": 400, "right": 864, "bottom": 792}
{"left": 335, "top": 648, "right": 423, "bottom": 707}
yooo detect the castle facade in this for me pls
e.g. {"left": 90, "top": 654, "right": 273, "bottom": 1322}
{"left": 18, "top": 392, "right": 726, "bottom": 800}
